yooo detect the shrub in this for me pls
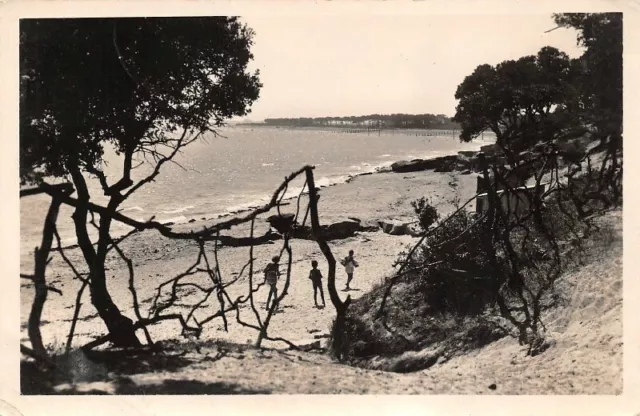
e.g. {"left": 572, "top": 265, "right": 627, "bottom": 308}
{"left": 411, "top": 197, "right": 440, "bottom": 230}
{"left": 410, "top": 207, "right": 496, "bottom": 316}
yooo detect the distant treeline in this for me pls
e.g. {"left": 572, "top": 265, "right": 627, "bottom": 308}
{"left": 260, "top": 114, "right": 460, "bottom": 129}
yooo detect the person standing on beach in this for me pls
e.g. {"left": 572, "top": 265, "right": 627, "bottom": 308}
{"left": 341, "top": 250, "right": 359, "bottom": 290}
{"left": 308, "top": 260, "right": 326, "bottom": 308}
{"left": 264, "top": 256, "right": 280, "bottom": 310}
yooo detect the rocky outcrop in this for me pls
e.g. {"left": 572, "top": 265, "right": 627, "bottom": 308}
{"left": 391, "top": 154, "right": 478, "bottom": 174}
{"left": 266, "top": 217, "right": 379, "bottom": 241}
{"left": 390, "top": 146, "right": 513, "bottom": 175}
{"left": 324, "top": 220, "right": 378, "bottom": 239}
{"left": 480, "top": 143, "right": 500, "bottom": 156}
{"left": 378, "top": 220, "right": 422, "bottom": 237}
{"left": 390, "top": 159, "right": 443, "bottom": 173}
{"left": 267, "top": 213, "right": 296, "bottom": 234}
{"left": 457, "top": 150, "right": 478, "bottom": 159}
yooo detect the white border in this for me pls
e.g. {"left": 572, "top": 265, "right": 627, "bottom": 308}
{"left": 1, "top": 1, "right": 638, "bottom": 415}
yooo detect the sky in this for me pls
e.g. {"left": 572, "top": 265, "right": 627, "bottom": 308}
{"left": 238, "top": 14, "right": 584, "bottom": 121}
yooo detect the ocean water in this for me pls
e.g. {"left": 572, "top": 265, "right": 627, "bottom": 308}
{"left": 20, "top": 126, "right": 493, "bottom": 251}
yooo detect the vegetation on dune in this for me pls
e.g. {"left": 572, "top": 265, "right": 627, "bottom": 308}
{"left": 333, "top": 13, "right": 622, "bottom": 368}
{"left": 338, "top": 177, "right": 620, "bottom": 370}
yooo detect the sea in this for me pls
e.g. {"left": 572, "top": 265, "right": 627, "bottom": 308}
{"left": 20, "top": 126, "right": 494, "bottom": 252}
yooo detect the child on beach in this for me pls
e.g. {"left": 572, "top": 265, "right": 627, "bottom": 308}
{"left": 264, "top": 256, "right": 280, "bottom": 310}
{"left": 340, "top": 250, "right": 359, "bottom": 290}
{"left": 308, "top": 260, "right": 326, "bottom": 308}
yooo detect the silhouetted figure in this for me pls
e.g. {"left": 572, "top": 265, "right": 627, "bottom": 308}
{"left": 308, "top": 260, "right": 326, "bottom": 308}
{"left": 340, "top": 249, "right": 359, "bottom": 290}
{"left": 264, "top": 256, "right": 280, "bottom": 310}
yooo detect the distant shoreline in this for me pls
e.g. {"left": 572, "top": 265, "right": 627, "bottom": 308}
{"left": 232, "top": 124, "right": 497, "bottom": 141}
{"left": 235, "top": 123, "right": 461, "bottom": 133}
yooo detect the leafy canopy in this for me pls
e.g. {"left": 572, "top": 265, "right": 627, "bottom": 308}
{"left": 453, "top": 46, "right": 581, "bottom": 153}
{"left": 552, "top": 13, "right": 622, "bottom": 140}
{"left": 20, "top": 17, "right": 261, "bottom": 183}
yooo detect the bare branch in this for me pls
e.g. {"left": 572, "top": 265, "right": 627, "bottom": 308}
{"left": 123, "top": 128, "right": 194, "bottom": 199}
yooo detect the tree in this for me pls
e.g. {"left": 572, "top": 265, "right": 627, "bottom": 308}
{"left": 449, "top": 13, "right": 623, "bottom": 351}
{"left": 553, "top": 13, "right": 622, "bottom": 138}
{"left": 20, "top": 17, "right": 261, "bottom": 347}
{"left": 553, "top": 13, "right": 622, "bottom": 203}
{"left": 454, "top": 47, "right": 585, "bottom": 157}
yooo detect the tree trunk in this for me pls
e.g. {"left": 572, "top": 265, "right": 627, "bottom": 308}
{"left": 68, "top": 166, "right": 140, "bottom": 348}
{"left": 304, "top": 167, "right": 351, "bottom": 360}
{"left": 88, "top": 264, "right": 140, "bottom": 347}
{"left": 28, "top": 195, "right": 63, "bottom": 358}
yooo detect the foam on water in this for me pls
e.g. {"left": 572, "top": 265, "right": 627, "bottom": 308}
{"left": 119, "top": 206, "right": 145, "bottom": 213}
{"left": 159, "top": 205, "right": 194, "bottom": 215}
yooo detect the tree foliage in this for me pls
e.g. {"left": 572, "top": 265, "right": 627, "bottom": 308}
{"left": 20, "top": 17, "right": 262, "bottom": 347}
{"left": 453, "top": 47, "right": 583, "bottom": 154}
{"left": 20, "top": 17, "right": 261, "bottom": 182}
{"left": 553, "top": 13, "right": 622, "bottom": 141}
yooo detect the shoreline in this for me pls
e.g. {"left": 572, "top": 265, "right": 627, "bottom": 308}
{"left": 20, "top": 159, "right": 477, "bottom": 351}
{"left": 19, "top": 159, "right": 622, "bottom": 395}
{"left": 34, "top": 142, "right": 486, "bottom": 251}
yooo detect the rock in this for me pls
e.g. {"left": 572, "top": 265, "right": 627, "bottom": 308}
{"left": 290, "top": 225, "right": 314, "bottom": 240}
{"left": 392, "top": 155, "right": 470, "bottom": 173}
{"left": 480, "top": 144, "right": 500, "bottom": 156}
{"left": 188, "top": 219, "right": 196, "bottom": 223}
{"left": 458, "top": 150, "right": 478, "bottom": 159}
{"left": 325, "top": 220, "right": 365, "bottom": 239}
{"left": 391, "top": 160, "right": 426, "bottom": 173}
{"left": 378, "top": 219, "right": 406, "bottom": 235}
{"left": 292, "top": 219, "right": 379, "bottom": 241}
{"left": 461, "top": 169, "right": 471, "bottom": 175}
{"left": 267, "top": 213, "right": 296, "bottom": 234}
{"left": 378, "top": 220, "right": 420, "bottom": 236}
{"left": 455, "top": 161, "right": 469, "bottom": 171}
{"left": 391, "top": 158, "right": 439, "bottom": 173}
{"left": 488, "top": 383, "right": 497, "bottom": 390}
{"left": 434, "top": 165, "right": 454, "bottom": 173}
{"left": 359, "top": 220, "right": 381, "bottom": 232}
{"left": 299, "top": 340, "right": 322, "bottom": 351}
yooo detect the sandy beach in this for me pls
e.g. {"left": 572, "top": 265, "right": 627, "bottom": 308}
{"left": 20, "top": 165, "right": 477, "bottom": 350}
{"left": 20, "top": 162, "right": 622, "bottom": 395}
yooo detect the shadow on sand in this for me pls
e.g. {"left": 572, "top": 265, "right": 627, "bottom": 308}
{"left": 21, "top": 343, "right": 271, "bottom": 395}
{"left": 53, "top": 378, "right": 271, "bottom": 395}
